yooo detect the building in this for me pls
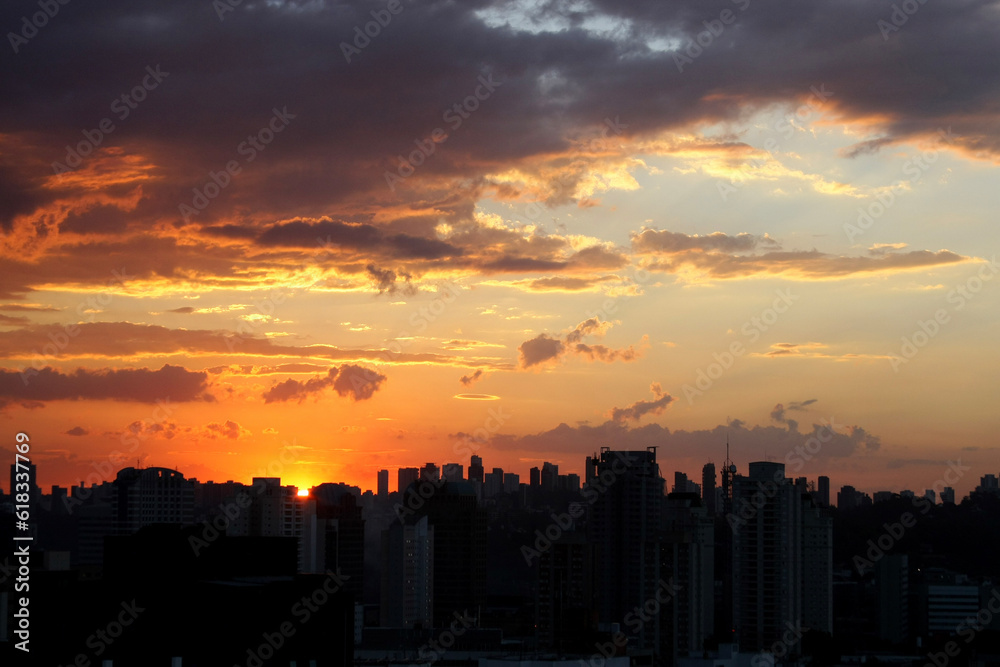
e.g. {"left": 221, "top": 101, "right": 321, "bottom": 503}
{"left": 588, "top": 447, "right": 664, "bottom": 651}
{"left": 536, "top": 533, "right": 597, "bottom": 653}
{"left": 530, "top": 467, "right": 540, "bottom": 487}
{"left": 111, "top": 467, "right": 194, "bottom": 535}
{"left": 442, "top": 463, "right": 464, "bottom": 482}
{"left": 420, "top": 462, "right": 440, "bottom": 482}
{"left": 731, "top": 462, "right": 832, "bottom": 653}
{"left": 398, "top": 467, "right": 419, "bottom": 493}
{"left": 381, "top": 515, "right": 434, "bottom": 628}
{"left": 485, "top": 468, "right": 504, "bottom": 498}
{"left": 377, "top": 469, "right": 389, "bottom": 498}
{"left": 941, "top": 487, "right": 956, "bottom": 504}
{"left": 662, "top": 492, "right": 715, "bottom": 661}
{"left": 469, "top": 455, "right": 485, "bottom": 484}
{"left": 876, "top": 554, "right": 909, "bottom": 645}
{"left": 816, "top": 476, "right": 830, "bottom": 507}
{"left": 503, "top": 472, "right": 520, "bottom": 494}
{"left": 702, "top": 463, "right": 717, "bottom": 515}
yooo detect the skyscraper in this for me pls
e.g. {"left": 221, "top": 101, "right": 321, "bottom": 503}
{"left": 442, "top": 462, "right": 464, "bottom": 482}
{"left": 420, "top": 462, "right": 440, "bottom": 482}
{"left": 702, "top": 462, "right": 717, "bottom": 514}
{"left": 589, "top": 447, "right": 664, "bottom": 651}
{"left": 398, "top": 467, "right": 419, "bottom": 493}
{"left": 111, "top": 467, "right": 194, "bottom": 535}
{"left": 816, "top": 475, "right": 830, "bottom": 507}
{"left": 731, "top": 462, "right": 832, "bottom": 653}
{"left": 377, "top": 469, "right": 389, "bottom": 498}
{"left": 469, "top": 455, "right": 484, "bottom": 484}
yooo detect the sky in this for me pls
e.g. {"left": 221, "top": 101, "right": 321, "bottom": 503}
{"left": 1, "top": 0, "right": 999, "bottom": 500}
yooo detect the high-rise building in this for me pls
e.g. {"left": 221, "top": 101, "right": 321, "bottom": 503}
{"left": 542, "top": 462, "right": 559, "bottom": 490}
{"left": 662, "top": 492, "right": 715, "bottom": 660}
{"left": 398, "top": 467, "right": 419, "bottom": 493}
{"left": 420, "top": 462, "right": 440, "bottom": 482}
{"left": 111, "top": 467, "right": 194, "bottom": 535}
{"left": 307, "top": 484, "right": 365, "bottom": 598}
{"left": 442, "top": 463, "right": 464, "bottom": 482}
{"left": 536, "top": 533, "right": 596, "bottom": 653}
{"left": 484, "top": 468, "right": 504, "bottom": 498}
{"left": 941, "top": 487, "right": 956, "bottom": 504}
{"left": 731, "top": 462, "right": 832, "bottom": 653}
{"left": 589, "top": 447, "right": 664, "bottom": 651}
{"left": 469, "top": 455, "right": 484, "bottom": 484}
{"left": 876, "top": 554, "right": 909, "bottom": 645}
{"left": 230, "top": 477, "right": 309, "bottom": 571}
{"left": 503, "top": 472, "right": 520, "bottom": 493}
{"left": 702, "top": 463, "right": 717, "bottom": 514}
{"left": 381, "top": 515, "right": 434, "bottom": 628}
{"left": 816, "top": 476, "right": 830, "bottom": 507}
{"left": 419, "top": 481, "right": 487, "bottom": 627}
{"left": 377, "top": 469, "right": 389, "bottom": 498}
{"left": 530, "top": 467, "right": 540, "bottom": 487}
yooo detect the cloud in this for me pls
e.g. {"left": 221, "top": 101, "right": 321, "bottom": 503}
{"left": 487, "top": 409, "right": 881, "bottom": 462}
{"left": 460, "top": 369, "right": 484, "bottom": 386}
{"left": 261, "top": 364, "right": 387, "bottom": 403}
{"left": 609, "top": 382, "right": 674, "bottom": 423}
{"left": 204, "top": 420, "right": 251, "bottom": 440}
{"left": 632, "top": 229, "right": 969, "bottom": 281}
{"left": 365, "top": 264, "right": 416, "bottom": 296}
{"left": 65, "top": 426, "right": 89, "bottom": 436}
{"left": 518, "top": 317, "right": 645, "bottom": 369}
{"left": 167, "top": 306, "right": 196, "bottom": 314}
{"left": 0, "top": 365, "right": 214, "bottom": 409}
{"left": 770, "top": 399, "right": 818, "bottom": 432}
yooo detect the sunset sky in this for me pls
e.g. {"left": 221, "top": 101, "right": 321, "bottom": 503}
{"left": 1, "top": 0, "right": 998, "bottom": 499}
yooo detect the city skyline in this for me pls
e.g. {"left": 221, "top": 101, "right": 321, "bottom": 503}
{"left": 2, "top": 0, "right": 1000, "bottom": 512}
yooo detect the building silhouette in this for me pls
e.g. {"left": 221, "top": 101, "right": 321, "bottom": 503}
{"left": 111, "top": 467, "right": 194, "bottom": 535}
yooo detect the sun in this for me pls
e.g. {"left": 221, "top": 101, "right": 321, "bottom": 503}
{"left": 297, "top": 488, "right": 310, "bottom": 497}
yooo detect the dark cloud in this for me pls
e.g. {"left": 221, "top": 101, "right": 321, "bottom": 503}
{"left": 770, "top": 399, "right": 818, "bottom": 432}
{"left": 166, "top": 306, "right": 196, "bottom": 314}
{"left": 366, "top": 264, "right": 416, "bottom": 296}
{"left": 609, "top": 382, "right": 674, "bottom": 423}
{"left": 489, "top": 412, "right": 882, "bottom": 464}
{"left": 460, "top": 369, "right": 484, "bottom": 386}
{"left": 519, "top": 317, "right": 645, "bottom": 369}
{"left": 261, "top": 364, "right": 387, "bottom": 403}
{"left": 0, "top": 365, "right": 214, "bottom": 408}
{"left": 65, "top": 426, "right": 89, "bottom": 436}
{"left": 204, "top": 420, "right": 250, "bottom": 440}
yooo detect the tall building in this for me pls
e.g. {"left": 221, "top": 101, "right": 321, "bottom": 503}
{"left": 442, "top": 463, "right": 464, "bottom": 482}
{"left": 503, "top": 472, "right": 520, "bottom": 493}
{"left": 816, "top": 476, "right": 830, "bottom": 507}
{"left": 731, "top": 462, "right": 832, "bottom": 653}
{"left": 589, "top": 447, "right": 664, "bottom": 651}
{"left": 530, "top": 467, "right": 540, "bottom": 487}
{"left": 307, "top": 484, "right": 365, "bottom": 598}
{"left": 417, "top": 481, "right": 487, "bottom": 626}
{"left": 484, "top": 468, "right": 504, "bottom": 498}
{"left": 876, "top": 554, "right": 909, "bottom": 645}
{"left": 111, "top": 467, "right": 194, "bottom": 535}
{"left": 226, "top": 477, "right": 312, "bottom": 570}
{"left": 398, "top": 467, "right": 419, "bottom": 493}
{"left": 381, "top": 515, "right": 434, "bottom": 628}
{"left": 377, "top": 469, "right": 389, "bottom": 498}
{"left": 542, "top": 462, "right": 559, "bottom": 490}
{"left": 941, "top": 487, "right": 956, "bottom": 504}
{"left": 420, "top": 462, "right": 440, "bottom": 482}
{"left": 468, "top": 455, "right": 484, "bottom": 484}
{"left": 536, "top": 533, "right": 597, "bottom": 653}
{"left": 702, "top": 463, "right": 717, "bottom": 515}
{"left": 662, "top": 492, "right": 715, "bottom": 661}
